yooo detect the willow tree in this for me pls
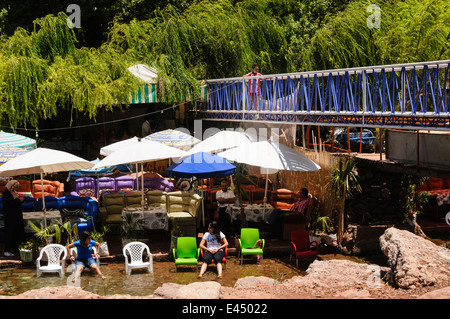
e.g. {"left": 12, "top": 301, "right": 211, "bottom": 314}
{"left": 301, "top": 0, "right": 450, "bottom": 71}
{"left": 0, "top": 12, "right": 141, "bottom": 129}
{"left": 105, "top": 0, "right": 287, "bottom": 102}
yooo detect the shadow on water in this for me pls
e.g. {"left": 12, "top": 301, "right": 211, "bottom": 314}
{"left": 0, "top": 256, "right": 306, "bottom": 297}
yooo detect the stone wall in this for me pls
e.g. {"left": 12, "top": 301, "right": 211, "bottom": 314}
{"left": 345, "top": 158, "right": 408, "bottom": 225}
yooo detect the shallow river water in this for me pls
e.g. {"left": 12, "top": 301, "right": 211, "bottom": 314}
{"left": 0, "top": 256, "right": 307, "bottom": 297}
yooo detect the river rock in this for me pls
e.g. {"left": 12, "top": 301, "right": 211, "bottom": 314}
{"left": 153, "top": 283, "right": 184, "bottom": 299}
{"left": 339, "top": 289, "right": 372, "bottom": 299}
{"left": 416, "top": 286, "right": 450, "bottom": 299}
{"left": 176, "top": 281, "right": 221, "bottom": 299}
{"left": 233, "top": 276, "right": 278, "bottom": 288}
{"left": 379, "top": 227, "right": 450, "bottom": 289}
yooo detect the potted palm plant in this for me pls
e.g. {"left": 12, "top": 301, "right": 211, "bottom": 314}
{"left": 328, "top": 157, "right": 361, "bottom": 245}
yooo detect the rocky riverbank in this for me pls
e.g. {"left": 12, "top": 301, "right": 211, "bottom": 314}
{"left": 2, "top": 227, "right": 449, "bottom": 299}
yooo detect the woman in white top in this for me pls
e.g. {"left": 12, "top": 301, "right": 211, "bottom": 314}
{"left": 198, "top": 221, "right": 229, "bottom": 278}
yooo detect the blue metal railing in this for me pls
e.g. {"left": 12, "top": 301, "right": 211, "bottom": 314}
{"left": 200, "top": 60, "right": 450, "bottom": 130}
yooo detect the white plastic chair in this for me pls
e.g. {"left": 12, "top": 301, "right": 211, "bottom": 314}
{"left": 123, "top": 241, "right": 153, "bottom": 275}
{"left": 70, "top": 246, "right": 100, "bottom": 273}
{"left": 36, "top": 244, "right": 67, "bottom": 277}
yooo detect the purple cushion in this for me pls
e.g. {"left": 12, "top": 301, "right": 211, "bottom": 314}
{"left": 98, "top": 177, "right": 116, "bottom": 191}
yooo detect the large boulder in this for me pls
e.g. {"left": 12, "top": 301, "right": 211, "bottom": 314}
{"left": 233, "top": 276, "right": 278, "bottom": 288}
{"left": 176, "top": 281, "right": 221, "bottom": 299}
{"left": 153, "top": 283, "right": 184, "bottom": 299}
{"left": 379, "top": 227, "right": 450, "bottom": 289}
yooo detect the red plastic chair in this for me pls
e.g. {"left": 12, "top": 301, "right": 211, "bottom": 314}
{"left": 290, "top": 230, "right": 319, "bottom": 267}
{"left": 200, "top": 245, "right": 227, "bottom": 269}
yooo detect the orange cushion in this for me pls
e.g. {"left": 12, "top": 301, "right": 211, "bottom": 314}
{"left": 275, "top": 188, "right": 293, "bottom": 194}
{"left": 428, "top": 178, "right": 444, "bottom": 190}
{"left": 274, "top": 202, "right": 294, "bottom": 210}
{"left": 277, "top": 194, "right": 294, "bottom": 200}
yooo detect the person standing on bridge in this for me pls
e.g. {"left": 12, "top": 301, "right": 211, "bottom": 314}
{"left": 244, "top": 64, "right": 262, "bottom": 110}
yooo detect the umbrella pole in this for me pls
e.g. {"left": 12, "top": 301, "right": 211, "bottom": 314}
{"left": 201, "top": 179, "right": 205, "bottom": 228}
{"left": 136, "top": 163, "right": 139, "bottom": 191}
{"left": 263, "top": 168, "right": 269, "bottom": 221}
{"left": 141, "top": 162, "right": 145, "bottom": 208}
{"left": 40, "top": 170, "right": 47, "bottom": 229}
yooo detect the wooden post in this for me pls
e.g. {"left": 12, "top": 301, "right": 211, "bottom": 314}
{"left": 416, "top": 130, "right": 420, "bottom": 167}
{"left": 301, "top": 125, "right": 306, "bottom": 149}
{"left": 306, "top": 125, "right": 311, "bottom": 149}
{"left": 317, "top": 125, "right": 321, "bottom": 152}
{"left": 359, "top": 127, "right": 363, "bottom": 153}
{"left": 331, "top": 127, "right": 335, "bottom": 152}
{"left": 346, "top": 127, "right": 351, "bottom": 154}
{"left": 379, "top": 128, "right": 383, "bottom": 161}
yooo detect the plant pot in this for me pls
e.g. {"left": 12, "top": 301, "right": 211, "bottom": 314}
{"left": 309, "top": 235, "right": 321, "bottom": 245}
{"left": 19, "top": 249, "right": 33, "bottom": 263}
{"left": 98, "top": 241, "right": 110, "bottom": 257}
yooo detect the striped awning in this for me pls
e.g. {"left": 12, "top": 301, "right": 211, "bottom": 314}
{"left": 0, "top": 146, "right": 30, "bottom": 164}
{"left": 129, "top": 84, "right": 208, "bottom": 104}
{"left": 144, "top": 129, "right": 200, "bottom": 151}
{"left": 0, "top": 131, "right": 36, "bottom": 149}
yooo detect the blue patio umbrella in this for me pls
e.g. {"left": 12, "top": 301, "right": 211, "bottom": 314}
{"left": 166, "top": 152, "right": 236, "bottom": 226}
{"left": 166, "top": 152, "right": 236, "bottom": 178}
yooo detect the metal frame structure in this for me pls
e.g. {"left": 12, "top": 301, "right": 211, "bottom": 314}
{"left": 197, "top": 60, "right": 450, "bottom": 131}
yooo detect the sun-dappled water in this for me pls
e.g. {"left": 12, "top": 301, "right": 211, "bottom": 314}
{"left": 0, "top": 256, "right": 306, "bottom": 296}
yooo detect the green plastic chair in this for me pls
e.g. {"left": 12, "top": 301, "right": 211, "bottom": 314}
{"left": 238, "top": 228, "right": 265, "bottom": 264}
{"left": 173, "top": 237, "right": 200, "bottom": 271}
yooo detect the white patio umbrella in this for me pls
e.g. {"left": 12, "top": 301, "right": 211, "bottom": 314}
{"left": 186, "top": 130, "right": 256, "bottom": 189}
{"left": 100, "top": 136, "right": 144, "bottom": 190}
{"left": 93, "top": 138, "right": 187, "bottom": 208}
{"left": 218, "top": 139, "right": 321, "bottom": 218}
{"left": 0, "top": 148, "right": 94, "bottom": 227}
{"left": 186, "top": 130, "right": 255, "bottom": 155}
{"left": 100, "top": 136, "right": 140, "bottom": 156}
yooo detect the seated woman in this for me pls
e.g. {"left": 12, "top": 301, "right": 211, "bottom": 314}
{"left": 198, "top": 221, "right": 229, "bottom": 279}
{"left": 67, "top": 231, "right": 105, "bottom": 282}
{"left": 268, "top": 188, "right": 312, "bottom": 238}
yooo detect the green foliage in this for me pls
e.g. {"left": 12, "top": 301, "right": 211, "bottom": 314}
{"left": 328, "top": 157, "right": 361, "bottom": 197}
{"left": 0, "top": 0, "right": 449, "bottom": 129}
{"left": 0, "top": 13, "right": 140, "bottom": 129}
{"left": 91, "top": 225, "right": 109, "bottom": 243}
{"left": 402, "top": 175, "right": 430, "bottom": 215}
{"left": 19, "top": 238, "right": 40, "bottom": 252}
{"left": 28, "top": 221, "right": 62, "bottom": 245}
{"left": 303, "top": 0, "right": 450, "bottom": 70}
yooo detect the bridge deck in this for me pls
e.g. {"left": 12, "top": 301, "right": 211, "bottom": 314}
{"left": 195, "top": 60, "right": 450, "bottom": 131}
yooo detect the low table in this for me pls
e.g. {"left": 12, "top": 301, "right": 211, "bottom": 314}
{"left": 23, "top": 210, "right": 62, "bottom": 233}
{"left": 121, "top": 206, "right": 169, "bottom": 231}
{"left": 229, "top": 203, "right": 274, "bottom": 223}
